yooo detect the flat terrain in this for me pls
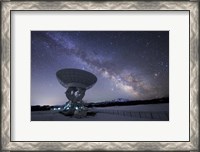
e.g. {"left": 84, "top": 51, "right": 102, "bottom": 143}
{"left": 31, "top": 103, "right": 169, "bottom": 121}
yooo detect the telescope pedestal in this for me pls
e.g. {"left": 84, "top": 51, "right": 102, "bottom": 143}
{"left": 61, "top": 87, "right": 87, "bottom": 118}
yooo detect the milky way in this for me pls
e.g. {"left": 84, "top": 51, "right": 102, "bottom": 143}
{"left": 31, "top": 31, "right": 169, "bottom": 105}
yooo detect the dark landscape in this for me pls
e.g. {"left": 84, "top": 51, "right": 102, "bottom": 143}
{"left": 31, "top": 97, "right": 169, "bottom": 111}
{"left": 31, "top": 97, "right": 169, "bottom": 121}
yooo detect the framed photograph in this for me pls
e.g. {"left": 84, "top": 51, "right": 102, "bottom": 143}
{"left": 1, "top": 1, "right": 199, "bottom": 151}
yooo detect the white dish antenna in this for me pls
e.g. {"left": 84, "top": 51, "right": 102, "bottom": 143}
{"left": 56, "top": 68, "right": 97, "bottom": 89}
{"left": 56, "top": 68, "right": 97, "bottom": 118}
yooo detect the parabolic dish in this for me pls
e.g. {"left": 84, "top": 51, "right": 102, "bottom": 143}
{"left": 56, "top": 68, "right": 97, "bottom": 89}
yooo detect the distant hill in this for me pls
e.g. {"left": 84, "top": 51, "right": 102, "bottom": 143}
{"left": 31, "top": 105, "right": 51, "bottom": 111}
{"left": 111, "top": 98, "right": 129, "bottom": 102}
{"left": 84, "top": 97, "right": 169, "bottom": 108}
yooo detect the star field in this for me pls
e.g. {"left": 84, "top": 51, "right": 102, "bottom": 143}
{"left": 31, "top": 31, "right": 169, "bottom": 105}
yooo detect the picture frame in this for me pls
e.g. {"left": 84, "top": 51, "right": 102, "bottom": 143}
{"left": 1, "top": 1, "right": 199, "bottom": 151}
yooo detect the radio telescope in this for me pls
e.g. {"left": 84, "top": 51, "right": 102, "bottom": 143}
{"left": 56, "top": 68, "right": 97, "bottom": 118}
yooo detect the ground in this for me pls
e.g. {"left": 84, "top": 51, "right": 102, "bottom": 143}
{"left": 31, "top": 103, "right": 169, "bottom": 121}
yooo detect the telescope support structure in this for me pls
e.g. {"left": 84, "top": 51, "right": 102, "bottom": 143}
{"left": 62, "top": 87, "right": 88, "bottom": 118}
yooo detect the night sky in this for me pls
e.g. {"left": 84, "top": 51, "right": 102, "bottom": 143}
{"left": 31, "top": 31, "right": 169, "bottom": 105}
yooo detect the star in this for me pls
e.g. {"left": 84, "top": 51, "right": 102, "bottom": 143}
{"left": 154, "top": 72, "right": 160, "bottom": 79}
{"left": 146, "top": 41, "right": 150, "bottom": 46}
